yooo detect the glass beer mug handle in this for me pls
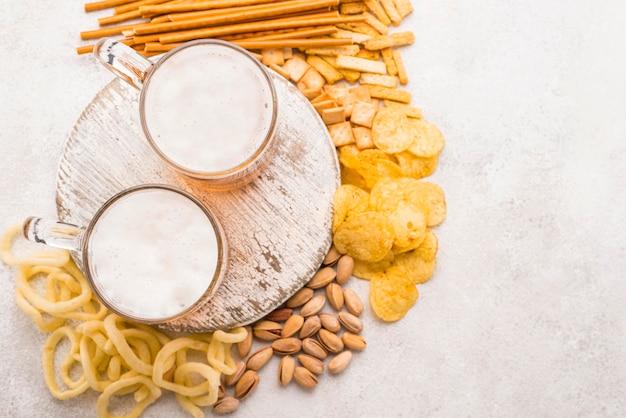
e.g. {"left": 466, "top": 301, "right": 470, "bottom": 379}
{"left": 93, "top": 37, "right": 153, "bottom": 90}
{"left": 23, "top": 217, "right": 84, "bottom": 251}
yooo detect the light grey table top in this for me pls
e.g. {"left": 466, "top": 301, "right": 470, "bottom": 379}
{"left": 1, "top": 1, "right": 625, "bottom": 417}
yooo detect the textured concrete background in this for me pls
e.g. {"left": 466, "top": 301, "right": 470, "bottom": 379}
{"left": 1, "top": 1, "right": 625, "bottom": 417}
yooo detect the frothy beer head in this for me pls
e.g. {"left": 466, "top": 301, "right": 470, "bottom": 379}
{"left": 140, "top": 41, "right": 277, "bottom": 180}
{"left": 84, "top": 186, "right": 225, "bottom": 323}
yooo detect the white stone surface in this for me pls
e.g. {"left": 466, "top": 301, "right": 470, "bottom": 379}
{"left": 1, "top": 1, "right": 625, "bottom": 417}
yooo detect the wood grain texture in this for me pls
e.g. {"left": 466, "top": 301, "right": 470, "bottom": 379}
{"left": 56, "top": 72, "right": 339, "bottom": 332}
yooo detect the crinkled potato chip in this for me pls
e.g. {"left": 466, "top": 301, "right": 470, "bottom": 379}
{"left": 395, "top": 151, "right": 438, "bottom": 179}
{"left": 369, "top": 270, "right": 418, "bottom": 322}
{"left": 337, "top": 144, "right": 361, "bottom": 169}
{"left": 415, "top": 228, "right": 438, "bottom": 261}
{"left": 407, "top": 119, "right": 445, "bottom": 158}
{"left": 387, "top": 201, "right": 427, "bottom": 250}
{"left": 392, "top": 233, "right": 438, "bottom": 284}
{"left": 352, "top": 149, "right": 400, "bottom": 188}
{"left": 334, "top": 211, "right": 394, "bottom": 262}
{"left": 372, "top": 107, "right": 412, "bottom": 153}
{"left": 340, "top": 165, "right": 367, "bottom": 189}
{"left": 369, "top": 177, "right": 446, "bottom": 227}
{"left": 332, "top": 184, "right": 370, "bottom": 232}
{"left": 352, "top": 250, "right": 394, "bottom": 280}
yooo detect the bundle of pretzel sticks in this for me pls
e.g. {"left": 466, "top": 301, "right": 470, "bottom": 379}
{"left": 78, "top": 0, "right": 413, "bottom": 56}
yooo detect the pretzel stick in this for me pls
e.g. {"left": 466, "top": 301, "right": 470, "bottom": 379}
{"left": 233, "top": 37, "right": 352, "bottom": 49}
{"left": 99, "top": 8, "right": 148, "bottom": 26}
{"left": 144, "top": 42, "right": 183, "bottom": 52}
{"left": 134, "top": 0, "right": 340, "bottom": 35}
{"left": 85, "top": 0, "right": 136, "bottom": 12}
{"left": 76, "top": 38, "right": 135, "bottom": 55}
{"left": 81, "top": 22, "right": 149, "bottom": 39}
{"left": 159, "top": 15, "right": 365, "bottom": 43}
{"left": 140, "top": 0, "right": 282, "bottom": 16}
{"left": 239, "top": 25, "right": 337, "bottom": 40}
{"left": 115, "top": 0, "right": 171, "bottom": 14}
{"left": 166, "top": 0, "right": 298, "bottom": 22}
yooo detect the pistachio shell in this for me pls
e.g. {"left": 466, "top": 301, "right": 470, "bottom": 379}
{"left": 278, "top": 355, "right": 295, "bottom": 385}
{"left": 213, "top": 396, "right": 240, "bottom": 414}
{"left": 343, "top": 288, "right": 364, "bottom": 317}
{"left": 301, "top": 337, "right": 328, "bottom": 360}
{"left": 224, "top": 361, "right": 246, "bottom": 386}
{"left": 237, "top": 326, "right": 253, "bottom": 357}
{"left": 306, "top": 266, "right": 337, "bottom": 289}
{"left": 328, "top": 350, "right": 353, "bottom": 374}
{"left": 323, "top": 246, "right": 342, "bottom": 266}
{"left": 281, "top": 314, "right": 304, "bottom": 338}
{"left": 271, "top": 337, "right": 302, "bottom": 355}
{"left": 299, "top": 294, "right": 326, "bottom": 317}
{"left": 297, "top": 354, "right": 324, "bottom": 375}
{"left": 246, "top": 346, "right": 274, "bottom": 371}
{"left": 319, "top": 313, "right": 341, "bottom": 333}
{"left": 317, "top": 328, "right": 344, "bottom": 353}
{"left": 336, "top": 255, "right": 354, "bottom": 284}
{"left": 294, "top": 366, "right": 318, "bottom": 389}
{"left": 299, "top": 315, "right": 321, "bottom": 339}
{"left": 338, "top": 311, "right": 363, "bottom": 334}
{"left": 265, "top": 307, "right": 294, "bottom": 322}
{"left": 326, "top": 282, "right": 344, "bottom": 311}
{"left": 285, "top": 287, "right": 315, "bottom": 308}
{"left": 341, "top": 332, "right": 367, "bottom": 351}
{"left": 234, "top": 370, "right": 259, "bottom": 399}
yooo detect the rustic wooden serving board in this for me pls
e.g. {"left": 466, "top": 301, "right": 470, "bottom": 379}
{"left": 56, "top": 73, "right": 340, "bottom": 332}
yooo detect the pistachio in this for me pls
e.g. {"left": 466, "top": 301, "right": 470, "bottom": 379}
{"left": 328, "top": 350, "right": 353, "bottom": 374}
{"left": 341, "top": 332, "right": 367, "bottom": 351}
{"left": 338, "top": 311, "right": 363, "bottom": 334}
{"left": 253, "top": 320, "right": 282, "bottom": 341}
{"left": 285, "top": 287, "right": 314, "bottom": 308}
{"left": 299, "top": 315, "right": 321, "bottom": 339}
{"left": 301, "top": 337, "right": 328, "bottom": 360}
{"left": 297, "top": 354, "right": 324, "bottom": 375}
{"left": 335, "top": 255, "right": 354, "bottom": 285}
{"left": 246, "top": 346, "right": 274, "bottom": 371}
{"left": 234, "top": 370, "right": 259, "bottom": 399}
{"left": 293, "top": 366, "right": 318, "bottom": 389}
{"left": 237, "top": 326, "right": 253, "bottom": 357}
{"left": 323, "top": 246, "right": 342, "bottom": 266}
{"left": 218, "top": 382, "right": 225, "bottom": 399}
{"left": 317, "top": 328, "right": 344, "bottom": 354}
{"left": 319, "top": 313, "right": 341, "bottom": 333}
{"left": 306, "top": 266, "right": 337, "bottom": 289}
{"left": 265, "top": 307, "right": 294, "bottom": 322}
{"left": 343, "top": 288, "right": 364, "bottom": 317}
{"left": 281, "top": 314, "right": 304, "bottom": 338}
{"left": 224, "top": 361, "right": 246, "bottom": 386}
{"left": 299, "top": 294, "right": 326, "bottom": 317}
{"left": 271, "top": 337, "right": 302, "bottom": 355}
{"left": 278, "top": 355, "right": 295, "bottom": 385}
{"left": 213, "top": 396, "right": 240, "bottom": 414}
{"left": 326, "top": 282, "right": 344, "bottom": 311}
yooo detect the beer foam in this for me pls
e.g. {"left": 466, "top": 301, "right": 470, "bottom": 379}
{"left": 87, "top": 188, "right": 220, "bottom": 320}
{"left": 142, "top": 43, "right": 275, "bottom": 175}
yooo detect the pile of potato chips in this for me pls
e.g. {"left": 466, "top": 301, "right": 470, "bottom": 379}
{"left": 256, "top": 0, "right": 448, "bottom": 322}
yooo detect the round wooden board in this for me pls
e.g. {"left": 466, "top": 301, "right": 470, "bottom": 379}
{"left": 56, "top": 73, "right": 340, "bottom": 332}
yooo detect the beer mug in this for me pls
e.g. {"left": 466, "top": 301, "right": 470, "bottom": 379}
{"left": 23, "top": 184, "right": 228, "bottom": 324}
{"left": 94, "top": 38, "right": 279, "bottom": 190}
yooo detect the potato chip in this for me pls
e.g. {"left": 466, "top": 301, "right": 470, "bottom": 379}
{"left": 387, "top": 201, "right": 427, "bottom": 249}
{"left": 415, "top": 229, "right": 438, "bottom": 261}
{"left": 332, "top": 184, "right": 370, "bottom": 232}
{"left": 371, "top": 107, "right": 412, "bottom": 153}
{"left": 340, "top": 165, "right": 367, "bottom": 189}
{"left": 407, "top": 119, "right": 445, "bottom": 158}
{"left": 395, "top": 151, "right": 438, "bottom": 179}
{"left": 369, "top": 177, "right": 446, "bottom": 226}
{"left": 369, "top": 270, "right": 418, "bottom": 321}
{"left": 333, "top": 211, "right": 394, "bottom": 262}
{"left": 337, "top": 144, "right": 361, "bottom": 169}
{"left": 391, "top": 243, "right": 437, "bottom": 284}
{"left": 352, "top": 250, "right": 394, "bottom": 280}
{"left": 350, "top": 148, "right": 400, "bottom": 188}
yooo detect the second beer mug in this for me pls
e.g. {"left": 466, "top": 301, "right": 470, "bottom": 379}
{"left": 94, "top": 38, "right": 279, "bottom": 190}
